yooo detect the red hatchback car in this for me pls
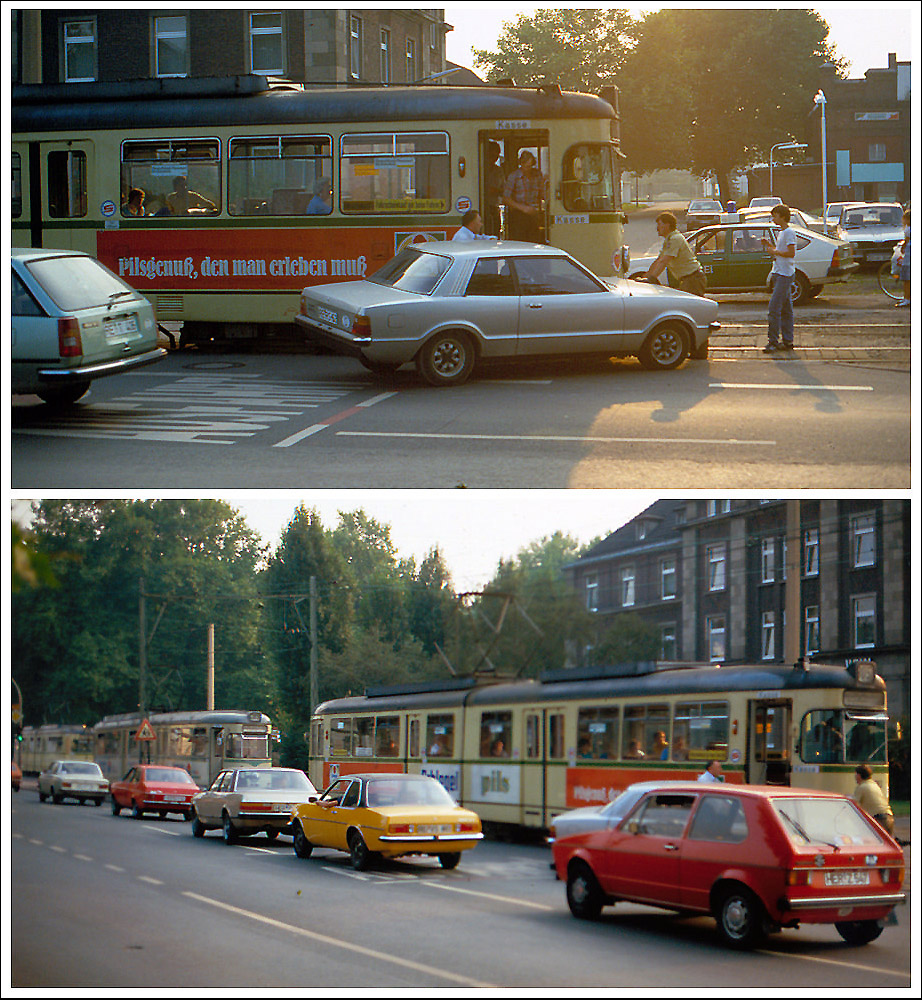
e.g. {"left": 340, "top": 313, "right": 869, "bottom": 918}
{"left": 110, "top": 764, "right": 200, "bottom": 820}
{"left": 552, "top": 782, "right": 905, "bottom": 949}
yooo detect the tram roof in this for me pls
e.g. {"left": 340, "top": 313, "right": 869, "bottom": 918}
{"left": 312, "top": 661, "right": 883, "bottom": 715}
{"left": 93, "top": 709, "right": 270, "bottom": 729}
{"left": 12, "top": 76, "right": 617, "bottom": 134}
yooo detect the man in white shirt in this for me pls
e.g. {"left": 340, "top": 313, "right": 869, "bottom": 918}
{"left": 452, "top": 210, "right": 495, "bottom": 241}
{"left": 698, "top": 759, "right": 724, "bottom": 783}
{"left": 762, "top": 203, "right": 797, "bottom": 352}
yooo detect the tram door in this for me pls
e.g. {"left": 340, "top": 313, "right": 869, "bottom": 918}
{"left": 28, "top": 140, "right": 93, "bottom": 249}
{"left": 522, "top": 708, "right": 565, "bottom": 828}
{"left": 747, "top": 699, "right": 793, "bottom": 785}
{"left": 478, "top": 130, "right": 549, "bottom": 242}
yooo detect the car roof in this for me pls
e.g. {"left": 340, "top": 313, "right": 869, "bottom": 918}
{"left": 415, "top": 240, "right": 571, "bottom": 258}
{"left": 339, "top": 772, "right": 435, "bottom": 781}
{"left": 12, "top": 247, "right": 89, "bottom": 262}
{"left": 623, "top": 780, "right": 848, "bottom": 801}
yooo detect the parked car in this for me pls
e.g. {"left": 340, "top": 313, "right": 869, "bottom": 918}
{"left": 552, "top": 782, "right": 905, "bottom": 949}
{"left": 110, "top": 764, "right": 200, "bottom": 820}
{"left": 732, "top": 206, "right": 826, "bottom": 234}
{"left": 684, "top": 198, "right": 724, "bottom": 232}
{"left": 295, "top": 241, "right": 720, "bottom": 385}
{"left": 191, "top": 767, "right": 317, "bottom": 843}
{"left": 824, "top": 201, "right": 864, "bottom": 228}
{"left": 12, "top": 760, "right": 22, "bottom": 792}
{"left": 630, "top": 222, "right": 857, "bottom": 304}
{"left": 290, "top": 772, "right": 483, "bottom": 871}
{"left": 12, "top": 248, "right": 166, "bottom": 406}
{"left": 38, "top": 760, "right": 109, "bottom": 805}
{"left": 835, "top": 202, "right": 905, "bottom": 266}
{"left": 748, "top": 196, "right": 782, "bottom": 208}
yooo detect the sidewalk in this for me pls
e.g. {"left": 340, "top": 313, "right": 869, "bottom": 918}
{"left": 708, "top": 322, "right": 910, "bottom": 364}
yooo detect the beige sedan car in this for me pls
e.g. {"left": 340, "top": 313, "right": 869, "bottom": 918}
{"left": 38, "top": 759, "right": 109, "bottom": 805}
{"left": 190, "top": 767, "right": 317, "bottom": 844}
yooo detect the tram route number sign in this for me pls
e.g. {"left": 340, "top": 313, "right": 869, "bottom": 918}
{"left": 135, "top": 719, "right": 156, "bottom": 742}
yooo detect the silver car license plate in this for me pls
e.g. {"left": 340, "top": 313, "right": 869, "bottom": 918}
{"left": 824, "top": 870, "right": 870, "bottom": 886}
{"left": 104, "top": 314, "right": 140, "bottom": 342}
{"left": 316, "top": 306, "right": 338, "bottom": 325}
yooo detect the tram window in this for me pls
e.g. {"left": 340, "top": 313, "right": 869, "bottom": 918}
{"left": 801, "top": 709, "right": 844, "bottom": 763}
{"left": 170, "top": 726, "right": 193, "bottom": 757}
{"left": 426, "top": 714, "right": 454, "bottom": 757}
{"left": 561, "top": 143, "right": 616, "bottom": 212}
{"left": 526, "top": 713, "right": 541, "bottom": 759}
{"left": 330, "top": 717, "right": 353, "bottom": 756}
{"left": 228, "top": 135, "right": 333, "bottom": 216}
{"left": 354, "top": 717, "right": 374, "bottom": 757}
{"left": 577, "top": 706, "right": 618, "bottom": 760}
{"left": 121, "top": 139, "right": 220, "bottom": 218}
{"left": 480, "top": 711, "right": 512, "bottom": 758}
{"left": 225, "top": 731, "right": 270, "bottom": 760}
{"left": 12, "top": 152, "right": 22, "bottom": 217}
{"left": 622, "top": 704, "right": 670, "bottom": 760}
{"left": 408, "top": 718, "right": 420, "bottom": 758}
{"left": 673, "top": 701, "right": 729, "bottom": 762}
{"left": 843, "top": 715, "right": 887, "bottom": 764}
{"left": 375, "top": 716, "right": 400, "bottom": 756}
{"left": 47, "top": 150, "right": 87, "bottom": 218}
{"left": 548, "top": 713, "right": 565, "bottom": 759}
{"left": 341, "top": 131, "right": 449, "bottom": 214}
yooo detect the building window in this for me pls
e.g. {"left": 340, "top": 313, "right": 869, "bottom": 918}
{"left": 707, "top": 544, "right": 726, "bottom": 591}
{"left": 803, "top": 528, "right": 819, "bottom": 577}
{"left": 851, "top": 513, "right": 876, "bottom": 568}
{"left": 620, "top": 566, "right": 635, "bottom": 607}
{"left": 707, "top": 500, "right": 730, "bottom": 516}
{"left": 350, "top": 15, "right": 363, "bottom": 79}
{"left": 585, "top": 573, "right": 598, "bottom": 612}
{"left": 660, "top": 556, "right": 676, "bottom": 600}
{"left": 406, "top": 37, "right": 416, "bottom": 82}
{"left": 868, "top": 142, "right": 887, "bottom": 162}
{"left": 761, "top": 538, "right": 776, "bottom": 583}
{"left": 853, "top": 595, "right": 877, "bottom": 649}
{"left": 660, "top": 623, "right": 677, "bottom": 660}
{"left": 706, "top": 615, "right": 726, "bottom": 662}
{"left": 250, "top": 11, "right": 284, "bottom": 74}
{"left": 761, "top": 611, "right": 776, "bottom": 660}
{"left": 154, "top": 15, "right": 187, "bottom": 77}
{"left": 63, "top": 19, "right": 97, "bottom": 82}
{"left": 380, "top": 28, "right": 391, "bottom": 83}
{"left": 804, "top": 605, "right": 820, "bottom": 655}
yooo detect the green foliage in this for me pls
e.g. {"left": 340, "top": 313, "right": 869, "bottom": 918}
{"left": 591, "top": 613, "right": 662, "bottom": 665}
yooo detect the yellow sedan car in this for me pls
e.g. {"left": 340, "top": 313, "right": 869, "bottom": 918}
{"left": 290, "top": 772, "right": 483, "bottom": 871}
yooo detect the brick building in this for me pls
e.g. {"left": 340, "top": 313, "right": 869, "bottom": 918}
{"left": 567, "top": 499, "right": 911, "bottom": 722}
{"left": 12, "top": 9, "right": 450, "bottom": 86}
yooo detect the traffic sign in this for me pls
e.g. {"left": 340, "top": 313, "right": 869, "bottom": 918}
{"left": 135, "top": 719, "right": 156, "bottom": 741}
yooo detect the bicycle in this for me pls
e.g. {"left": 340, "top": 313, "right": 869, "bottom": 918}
{"left": 877, "top": 253, "right": 903, "bottom": 300}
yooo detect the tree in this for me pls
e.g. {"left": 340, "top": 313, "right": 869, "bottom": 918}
{"left": 619, "top": 8, "right": 843, "bottom": 197}
{"left": 473, "top": 8, "right": 640, "bottom": 92}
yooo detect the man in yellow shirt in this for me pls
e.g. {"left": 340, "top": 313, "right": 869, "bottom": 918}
{"left": 640, "top": 212, "right": 707, "bottom": 296}
{"left": 853, "top": 764, "right": 895, "bottom": 836}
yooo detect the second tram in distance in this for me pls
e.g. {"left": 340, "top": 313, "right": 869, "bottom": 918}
{"left": 309, "top": 659, "right": 888, "bottom": 831}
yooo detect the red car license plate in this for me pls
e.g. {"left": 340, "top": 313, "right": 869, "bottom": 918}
{"left": 824, "top": 870, "right": 870, "bottom": 886}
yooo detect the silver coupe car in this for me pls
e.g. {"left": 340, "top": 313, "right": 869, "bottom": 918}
{"left": 295, "top": 241, "right": 720, "bottom": 387}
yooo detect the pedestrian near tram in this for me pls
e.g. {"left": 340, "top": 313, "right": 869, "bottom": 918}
{"left": 639, "top": 212, "right": 707, "bottom": 296}
{"left": 852, "top": 764, "right": 895, "bottom": 836}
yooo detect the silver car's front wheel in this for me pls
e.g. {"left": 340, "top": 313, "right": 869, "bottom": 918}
{"left": 417, "top": 331, "right": 475, "bottom": 387}
{"left": 639, "top": 324, "right": 688, "bottom": 370}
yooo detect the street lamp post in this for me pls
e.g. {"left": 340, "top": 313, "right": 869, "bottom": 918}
{"left": 813, "top": 90, "right": 828, "bottom": 232}
{"left": 769, "top": 141, "right": 808, "bottom": 198}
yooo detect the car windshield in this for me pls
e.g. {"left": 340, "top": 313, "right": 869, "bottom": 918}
{"left": 369, "top": 248, "right": 451, "bottom": 294}
{"left": 146, "top": 768, "right": 195, "bottom": 784}
{"left": 366, "top": 778, "right": 455, "bottom": 808}
{"left": 61, "top": 762, "right": 102, "bottom": 776}
{"left": 771, "top": 797, "right": 890, "bottom": 849}
{"left": 689, "top": 201, "right": 721, "bottom": 211}
{"left": 602, "top": 786, "right": 648, "bottom": 820}
{"left": 236, "top": 769, "right": 313, "bottom": 791}
{"left": 841, "top": 206, "right": 902, "bottom": 228}
{"left": 25, "top": 256, "right": 139, "bottom": 312}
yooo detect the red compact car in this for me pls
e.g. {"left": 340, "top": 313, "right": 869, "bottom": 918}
{"left": 552, "top": 781, "right": 905, "bottom": 948}
{"left": 110, "top": 764, "right": 200, "bottom": 820}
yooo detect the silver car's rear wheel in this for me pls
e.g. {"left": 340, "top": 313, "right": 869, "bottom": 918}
{"left": 639, "top": 324, "right": 688, "bottom": 370}
{"left": 417, "top": 331, "right": 475, "bottom": 386}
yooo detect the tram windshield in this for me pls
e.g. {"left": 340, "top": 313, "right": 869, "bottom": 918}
{"left": 800, "top": 709, "right": 887, "bottom": 764}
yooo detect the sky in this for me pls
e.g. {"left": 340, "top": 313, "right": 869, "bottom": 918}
{"left": 443, "top": 3, "right": 917, "bottom": 76}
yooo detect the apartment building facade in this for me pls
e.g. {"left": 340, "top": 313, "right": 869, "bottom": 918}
{"left": 567, "top": 499, "right": 911, "bottom": 720}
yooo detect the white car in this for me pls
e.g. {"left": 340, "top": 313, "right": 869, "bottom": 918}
{"left": 12, "top": 248, "right": 166, "bottom": 406}
{"left": 824, "top": 201, "right": 864, "bottom": 228}
{"left": 191, "top": 767, "right": 318, "bottom": 843}
{"left": 38, "top": 759, "right": 109, "bottom": 805}
{"left": 748, "top": 196, "right": 782, "bottom": 208}
{"left": 295, "top": 241, "right": 721, "bottom": 385}
{"left": 548, "top": 781, "right": 688, "bottom": 842}
{"left": 835, "top": 202, "right": 905, "bottom": 266}
{"left": 630, "top": 221, "right": 858, "bottom": 304}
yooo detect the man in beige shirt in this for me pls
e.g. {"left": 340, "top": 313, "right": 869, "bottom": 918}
{"left": 640, "top": 212, "right": 707, "bottom": 296}
{"left": 853, "top": 764, "right": 895, "bottom": 835}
